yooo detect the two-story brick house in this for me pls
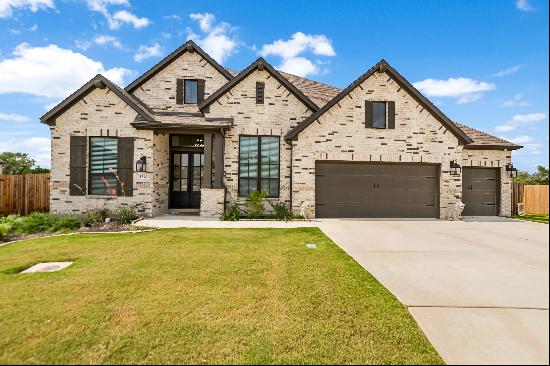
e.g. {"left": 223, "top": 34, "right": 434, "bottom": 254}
{"left": 41, "top": 40, "right": 521, "bottom": 219}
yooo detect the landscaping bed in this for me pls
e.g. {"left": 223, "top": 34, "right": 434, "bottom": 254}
{"left": 0, "top": 228, "right": 442, "bottom": 364}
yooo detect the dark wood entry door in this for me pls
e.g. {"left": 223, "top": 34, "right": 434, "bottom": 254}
{"left": 315, "top": 162, "right": 439, "bottom": 218}
{"left": 170, "top": 151, "right": 204, "bottom": 208}
{"left": 462, "top": 168, "right": 499, "bottom": 216}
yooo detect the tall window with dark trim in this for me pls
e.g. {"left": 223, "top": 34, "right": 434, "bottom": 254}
{"left": 373, "top": 102, "right": 387, "bottom": 129}
{"left": 89, "top": 137, "right": 118, "bottom": 195}
{"left": 239, "top": 136, "right": 279, "bottom": 197}
{"left": 184, "top": 79, "right": 198, "bottom": 104}
{"left": 256, "top": 82, "right": 265, "bottom": 104}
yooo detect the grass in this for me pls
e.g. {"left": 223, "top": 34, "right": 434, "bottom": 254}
{"left": 0, "top": 228, "right": 443, "bottom": 364}
{"left": 513, "top": 214, "right": 549, "bottom": 224}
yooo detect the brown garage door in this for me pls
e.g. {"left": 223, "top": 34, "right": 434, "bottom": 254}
{"left": 315, "top": 162, "right": 439, "bottom": 218}
{"left": 462, "top": 168, "right": 499, "bottom": 216}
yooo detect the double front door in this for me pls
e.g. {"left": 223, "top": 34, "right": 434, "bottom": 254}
{"left": 170, "top": 151, "right": 204, "bottom": 208}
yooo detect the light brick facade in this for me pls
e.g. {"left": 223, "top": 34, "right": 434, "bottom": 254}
{"left": 46, "top": 41, "right": 518, "bottom": 219}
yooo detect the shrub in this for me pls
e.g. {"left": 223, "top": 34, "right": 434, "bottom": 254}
{"left": 221, "top": 204, "right": 241, "bottom": 221}
{"left": 245, "top": 191, "right": 267, "bottom": 219}
{"left": 81, "top": 209, "right": 111, "bottom": 227}
{"left": 0, "top": 215, "right": 19, "bottom": 239}
{"left": 269, "top": 201, "right": 294, "bottom": 221}
{"left": 112, "top": 205, "right": 138, "bottom": 224}
{"left": 15, "top": 213, "right": 81, "bottom": 234}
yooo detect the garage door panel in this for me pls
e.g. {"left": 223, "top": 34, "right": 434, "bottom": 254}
{"left": 315, "top": 162, "right": 439, "bottom": 218}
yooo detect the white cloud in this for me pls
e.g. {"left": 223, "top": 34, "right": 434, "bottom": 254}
{"left": 278, "top": 57, "right": 319, "bottom": 76}
{"left": 516, "top": 0, "right": 535, "bottom": 11}
{"left": 491, "top": 64, "right": 525, "bottom": 77}
{"left": 258, "top": 32, "right": 336, "bottom": 77}
{"left": 86, "top": 0, "right": 150, "bottom": 30}
{"left": 0, "top": 43, "right": 134, "bottom": 99}
{"left": 0, "top": 112, "right": 30, "bottom": 123}
{"left": 94, "top": 34, "right": 122, "bottom": 48}
{"left": 413, "top": 77, "right": 495, "bottom": 104}
{"left": 506, "top": 135, "right": 533, "bottom": 144}
{"left": 0, "top": 136, "right": 51, "bottom": 167}
{"left": 134, "top": 43, "right": 162, "bottom": 62}
{"left": 0, "top": 0, "right": 54, "bottom": 18}
{"left": 495, "top": 113, "right": 546, "bottom": 132}
{"left": 501, "top": 93, "right": 532, "bottom": 107}
{"left": 188, "top": 13, "right": 238, "bottom": 64}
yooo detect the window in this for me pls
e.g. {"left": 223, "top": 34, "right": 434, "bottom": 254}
{"left": 89, "top": 137, "right": 118, "bottom": 195}
{"left": 239, "top": 136, "right": 279, "bottom": 197}
{"left": 184, "top": 79, "right": 198, "bottom": 104}
{"left": 373, "top": 102, "right": 387, "bottom": 129}
{"left": 256, "top": 82, "right": 265, "bottom": 104}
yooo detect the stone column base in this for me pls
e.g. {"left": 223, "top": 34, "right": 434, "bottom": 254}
{"left": 200, "top": 188, "right": 225, "bottom": 217}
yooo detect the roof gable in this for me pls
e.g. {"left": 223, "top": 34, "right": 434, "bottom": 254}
{"left": 199, "top": 58, "right": 320, "bottom": 112}
{"left": 125, "top": 40, "right": 233, "bottom": 93}
{"left": 285, "top": 59, "right": 473, "bottom": 144}
{"left": 40, "top": 74, "right": 154, "bottom": 125}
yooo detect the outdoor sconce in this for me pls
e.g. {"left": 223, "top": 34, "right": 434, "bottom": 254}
{"left": 450, "top": 160, "right": 462, "bottom": 176}
{"left": 136, "top": 156, "right": 147, "bottom": 172}
{"left": 506, "top": 163, "right": 518, "bottom": 178}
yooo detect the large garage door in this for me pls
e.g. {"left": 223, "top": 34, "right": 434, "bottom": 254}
{"left": 462, "top": 168, "right": 499, "bottom": 216}
{"left": 315, "top": 162, "right": 439, "bottom": 218}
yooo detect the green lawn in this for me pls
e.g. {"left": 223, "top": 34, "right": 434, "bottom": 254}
{"left": 0, "top": 228, "right": 442, "bottom": 364}
{"left": 514, "top": 214, "right": 549, "bottom": 224}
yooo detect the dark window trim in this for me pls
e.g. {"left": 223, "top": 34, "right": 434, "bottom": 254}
{"left": 372, "top": 101, "right": 388, "bottom": 129}
{"left": 256, "top": 81, "right": 265, "bottom": 104}
{"left": 88, "top": 136, "right": 120, "bottom": 196}
{"left": 238, "top": 134, "right": 281, "bottom": 198}
{"left": 184, "top": 79, "right": 199, "bottom": 104}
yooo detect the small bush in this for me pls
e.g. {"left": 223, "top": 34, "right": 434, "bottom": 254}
{"left": 112, "top": 205, "right": 138, "bottom": 224}
{"left": 221, "top": 204, "right": 241, "bottom": 221}
{"left": 269, "top": 201, "right": 294, "bottom": 221}
{"left": 81, "top": 209, "right": 111, "bottom": 227}
{"left": 15, "top": 213, "right": 81, "bottom": 234}
{"left": 245, "top": 191, "right": 267, "bottom": 219}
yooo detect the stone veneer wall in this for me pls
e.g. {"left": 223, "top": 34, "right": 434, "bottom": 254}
{"left": 461, "top": 148, "right": 513, "bottom": 216}
{"left": 151, "top": 133, "right": 170, "bottom": 216}
{"left": 291, "top": 70, "right": 466, "bottom": 219}
{"left": 132, "top": 51, "right": 230, "bottom": 113}
{"left": 200, "top": 188, "right": 225, "bottom": 217}
{"left": 50, "top": 87, "right": 156, "bottom": 216}
{"left": 203, "top": 69, "right": 314, "bottom": 206}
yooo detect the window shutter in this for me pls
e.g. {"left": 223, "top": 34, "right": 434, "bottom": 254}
{"left": 117, "top": 137, "right": 134, "bottom": 197}
{"left": 388, "top": 101, "right": 396, "bottom": 129}
{"left": 365, "top": 101, "right": 373, "bottom": 128}
{"left": 69, "top": 136, "right": 87, "bottom": 196}
{"left": 197, "top": 79, "right": 205, "bottom": 104}
{"left": 256, "top": 82, "right": 265, "bottom": 104}
{"left": 176, "top": 79, "right": 183, "bottom": 104}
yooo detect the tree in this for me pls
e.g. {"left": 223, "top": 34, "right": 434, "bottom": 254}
{"left": 0, "top": 152, "right": 50, "bottom": 175}
{"left": 513, "top": 165, "right": 549, "bottom": 185}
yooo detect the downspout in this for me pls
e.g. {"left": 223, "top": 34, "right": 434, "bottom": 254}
{"left": 288, "top": 138, "right": 293, "bottom": 212}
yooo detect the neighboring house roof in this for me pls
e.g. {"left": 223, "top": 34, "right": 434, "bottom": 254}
{"left": 125, "top": 40, "right": 233, "bottom": 93}
{"left": 199, "top": 58, "right": 320, "bottom": 112}
{"left": 457, "top": 123, "right": 522, "bottom": 150}
{"left": 40, "top": 74, "right": 154, "bottom": 125}
{"left": 285, "top": 59, "right": 473, "bottom": 144}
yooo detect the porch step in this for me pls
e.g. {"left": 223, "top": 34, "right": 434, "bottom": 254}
{"left": 168, "top": 209, "right": 200, "bottom": 216}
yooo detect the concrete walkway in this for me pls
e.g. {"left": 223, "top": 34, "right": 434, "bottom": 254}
{"left": 317, "top": 218, "right": 549, "bottom": 365}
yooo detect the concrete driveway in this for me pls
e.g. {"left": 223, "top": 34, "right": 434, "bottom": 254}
{"left": 317, "top": 218, "right": 549, "bottom": 365}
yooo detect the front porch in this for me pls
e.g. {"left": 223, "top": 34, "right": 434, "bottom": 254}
{"left": 132, "top": 113, "right": 231, "bottom": 217}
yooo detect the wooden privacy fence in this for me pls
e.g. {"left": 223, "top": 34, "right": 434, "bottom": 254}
{"left": 0, "top": 173, "right": 50, "bottom": 216}
{"left": 512, "top": 182, "right": 549, "bottom": 215}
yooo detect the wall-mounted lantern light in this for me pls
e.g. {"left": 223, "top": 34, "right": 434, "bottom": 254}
{"left": 505, "top": 163, "right": 518, "bottom": 178}
{"left": 450, "top": 160, "right": 462, "bottom": 176}
{"left": 136, "top": 156, "right": 147, "bottom": 172}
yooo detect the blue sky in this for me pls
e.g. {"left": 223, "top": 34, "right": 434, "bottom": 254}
{"left": 0, "top": 0, "right": 548, "bottom": 171}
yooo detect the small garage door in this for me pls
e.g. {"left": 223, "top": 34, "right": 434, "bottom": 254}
{"left": 315, "top": 162, "right": 439, "bottom": 218}
{"left": 462, "top": 168, "right": 499, "bottom": 216}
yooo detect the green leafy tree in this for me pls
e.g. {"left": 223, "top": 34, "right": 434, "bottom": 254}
{"left": 0, "top": 152, "right": 50, "bottom": 175}
{"left": 513, "top": 165, "right": 549, "bottom": 185}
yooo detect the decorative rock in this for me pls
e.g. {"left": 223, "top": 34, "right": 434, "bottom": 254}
{"left": 306, "top": 243, "right": 317, "bottom": 249}
{"left": 105, "top": 217, "right": 111, "bottom": 223}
